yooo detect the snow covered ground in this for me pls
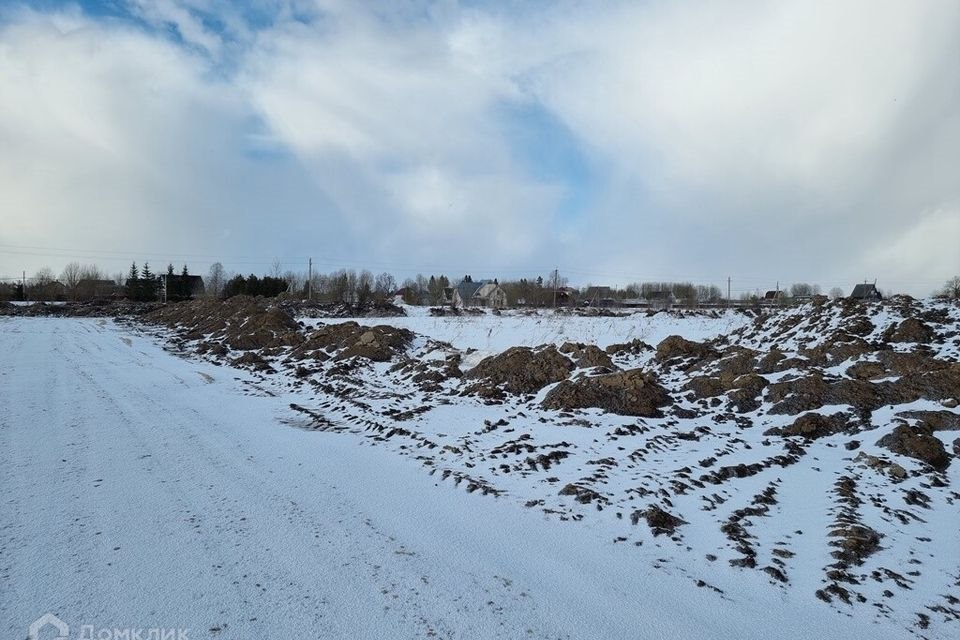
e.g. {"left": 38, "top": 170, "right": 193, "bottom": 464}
{"left": 306, "top": 306, "right": 752, "bottom": 368}
{"left": 0, "top": 316, "right": 913, "bottom": 639}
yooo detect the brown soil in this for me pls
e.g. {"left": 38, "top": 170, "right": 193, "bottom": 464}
{"left": 542, "top": 368, "right": 671, "bottom": 417}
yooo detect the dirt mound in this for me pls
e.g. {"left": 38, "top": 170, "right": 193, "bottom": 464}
{"left": 280, "top": 300, "right": 406, "bottom": 318}
{"left": 604, "top": 339, "right": 653, "bottom": 356}
{"left": 894, "top": 410, "right": 960, "bottom": 432}
{"left": 684, "top": 371, "right": 768, "bottom": 412}
{"left": 876, "top": 425, "right": 951, "bottom": 470}
{"left": 463, "top": 346, "right": 574, "bottom": 397}
{"left": 886, "top": 318, "right": 934, "bottom": 343}
{"left": 144, "top": 297, "right": 302, "bottom": 351}
{"left": 558, "top": 342, "right": 615, "bottom": 370}
{"left": 767, "top": 364, "right": 960, "bottom": 416}
{"left": 632, "top": 505, "right": 687, "bottom": 536}
{"left": 846, "top": 361, "right": 886, "bottom": 380}
{"left": 655, "top": 335, "right": 717, "bottom": 363}
{"left": 802, "top": 333, "right": 873, "bottom": 366}
{"left": 778, "top": 412, "right": 852, "bottom": 439}
{"left": 715, "top": 348, "right": 759, "bottom": 377}
{"left": 726, "top": 373, "right": 769, "bottom": 412}
{"left": 1, "top": 300, "right": 161, "bottom": 317}
{"left": 685, "top": 376, "right": 724, "bottom": 398}
{"left": 542, "top": 368, "right": 671, "bottom": 417}
{"left": 231, "top": 352, "right": 275, "bottom": 372}
{"left": 829, "top": 524, "right": 882, "bottom": 565}
{"left": 288, "top": 322, "right": 413, "bottom": 363}
{"left": 756, "top": 349, "right": 788, "bottom": 374}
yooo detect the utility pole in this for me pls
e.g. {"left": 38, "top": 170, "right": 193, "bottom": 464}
{"left": 727, "top": 276, "right": 731, "bottom": 306}
{"left": 552, "top": 268, "right": 559, "bottom": 308}
{"left": 307, "top": 258, "right": 312, "bottom": 301}
{"left": 22, "top": 270, "right": 27, "bottom": 301}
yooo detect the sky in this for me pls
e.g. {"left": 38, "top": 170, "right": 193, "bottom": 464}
{"left": 1, "top": 0, "right": 958, "bottom": 297}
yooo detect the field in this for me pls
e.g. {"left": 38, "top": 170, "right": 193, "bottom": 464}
{"left": 2, "top": 298, "right": 958, "bottom": 639}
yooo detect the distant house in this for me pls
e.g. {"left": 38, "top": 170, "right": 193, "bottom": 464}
{"left": 30, "top": 280, "right": 67, "bottom": 301}
{"left": 583, "top": 286, "right": 616, "bottom": 307}
{"left": 849, "top": 283, "right": 882, "bottom": 301}
{"left": 161, "top": 274, "right": 205, "bottom": 300}
{"left": 77, "top": 279, "right": 120, "bottom": 300}
{"left": 763, "top": 290, "right": 784, "bottom": 301}
{"left": 645, "top": 290, "right": 676, "bottom": 310}
{"left": 394, "top": 286, "right": 430, "bottom": 306}
{"left": 451, "top": 275, "right": 507, "bottom": 309}
{"left": 554, "top": 286, "right": 578, "bottom": 306}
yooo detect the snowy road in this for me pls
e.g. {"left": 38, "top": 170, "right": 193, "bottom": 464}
{"left": 1, "top": 318, "right": 887, "bottom": 639}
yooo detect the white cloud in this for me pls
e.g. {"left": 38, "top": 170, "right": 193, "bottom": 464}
{"left": 1, "top": 1, "right": 957, "bottom": 293}
{"left": 238, "top": 4, "right": 561, "bottom": 266}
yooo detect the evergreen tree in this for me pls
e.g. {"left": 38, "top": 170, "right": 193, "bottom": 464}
{"left": 140, "top": 262, "right": 156, "bottom": 302}
{"left": 127, "top": 262, "right": 139, "bottom": 299}
{"left": 181, "top": 265, "right": 190, "bottom": 300}
{"left": 166, "top": 264, "right": 176, "bottom": 301}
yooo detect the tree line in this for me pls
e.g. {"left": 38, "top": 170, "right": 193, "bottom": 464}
{"left": 3, "top": 259, "right": 959, "bottom": 306}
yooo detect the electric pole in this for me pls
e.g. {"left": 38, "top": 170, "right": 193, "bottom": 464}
{"left": 552, "top": 268, "right": 559, "bottom": 308}
{"left": 727, "top": 276, "right": 731, "bottom": 306}
{"left": 307, "top": 258, "right": 312, "bottom": 301}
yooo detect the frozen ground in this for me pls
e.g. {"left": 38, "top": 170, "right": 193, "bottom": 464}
{"left": 306, "top": 306, "right": 752, "bottom": 368}
{"left": 0, "top": 316, "right": 904, "bottom": 639}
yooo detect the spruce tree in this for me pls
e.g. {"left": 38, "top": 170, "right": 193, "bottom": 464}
{"left": 127, "top": 262, "right": 139, "bottom": 300}
{"left": 141, "top": 262, "right": 156, "bottom": 302}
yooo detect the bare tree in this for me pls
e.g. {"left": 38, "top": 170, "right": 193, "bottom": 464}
{"left": 29, "top": 267, "right": 56, "bottom": 300}
{"left": 283, "top": 270, "right": 305, "bottom": 297}
{"left": 356, "top": 270, "right": 374, "bottom": 308}
{"left": 829, "top": 287, "right": 844, "bottom": 300}
{"left": 75, "top": 264, "right": 106, "bottom": 300}
{"left": 61, "top": 262, "right": 82, "bottom": 299}
{"left": 32, "top": 267, "right": 55, "bottom": 286}
{"left": 373, "top": 272, "right": 396, "bottom": 303}
{"left": 938, "top": 276, "right": 960, "bottom": 299}
{"left": 207, "top": 262, "right": 225, "bottom": 299}
{"left": 789, "top": 283, "right": 821, "bottom": 298}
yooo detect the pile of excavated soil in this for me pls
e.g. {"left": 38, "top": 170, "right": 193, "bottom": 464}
{"left": 287, "top": 322, "right": 414, "bottom": 363}
{"left": 463, "top": 346, "right": 574, "bottom": 398}
{"left": 877, "top": 424, "right": 951, "bottom": 470}
{"left": 541, "top": 368, "right": 672, "bottom": 417}
{"left": 143, "top": 296, "right": 303, "bottom": 351}
{"left": 0, "top": 300, "right": 161, "bottom": 317}
{"left": 655, "top": 335, "right": 718, "bottom": 364}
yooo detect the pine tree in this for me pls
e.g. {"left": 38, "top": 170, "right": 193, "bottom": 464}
{"left": 127, "top": 262, "right": 139, "bottom": 300}
{"left": 181, "top": 265, "right": 190, "bottom": 300}
{"left": 166, "top": 264, "right": 176, "bottom": 301}
{"left": 140, "top": 262, "right": 156, "bottom": 302}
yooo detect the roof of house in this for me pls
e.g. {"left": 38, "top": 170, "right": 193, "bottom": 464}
{"left": 583, "top": 286, "right": 613, "bottom": 299}
{"left": 763, "top": 290, "right": 783, "bottom": 299}
{"left": 850, "top": 283, "right": 881, "bottom": 299}
{"left": 455, "top": 279, "right": 483, "bottom": 301}
{"left": 455, "top": 278, "right": 502, "bottom": 301}
{"left": 646, "top": 291, "right": 675, "bottom": 301}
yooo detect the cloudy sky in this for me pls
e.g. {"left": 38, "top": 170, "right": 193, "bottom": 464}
{"left": 1, "top": 0, "right": 958, "bottom": 296}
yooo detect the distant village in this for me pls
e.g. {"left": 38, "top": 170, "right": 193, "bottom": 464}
{"left": 0, "top": 258, "right": 934, "bottom": 309}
